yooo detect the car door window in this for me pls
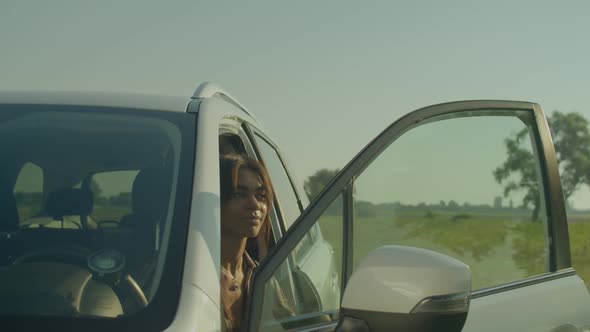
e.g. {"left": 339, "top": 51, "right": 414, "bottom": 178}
{"left": 251, "top": 131, "right": 302, "bottom": 228}
{"left": 219, "top": 127, "right": 343, "bottom": 331}
{"left": 13, "top": 162, "right": 44, "bottom": 222}
{"left": 352, "top": 114, "right": 549, "bottom": 289}
{"left": 249, "top": 130, "right": 320, "bottom": 262}
{"left": 256, "top": 196, "right": 344, "bottom": 332}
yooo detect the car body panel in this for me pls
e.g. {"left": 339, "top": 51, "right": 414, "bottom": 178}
{"left": 163, "top": 285, "right": 221, "bottom": 332}
{"left": 178, "top": 96, "right": 263, "bottom": 321}
{"left": 0, "top": 91, "right": 190, "bottom": 113}
{"left": 463, "top": 273, "right": 590, "bottom": 332}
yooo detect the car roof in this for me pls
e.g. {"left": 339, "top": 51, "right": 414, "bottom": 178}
{"left": 0, "top": 83, "right": 254, "bottom": 116}
{"left": 0, "top": 90, "right": 192, "bottom": 112}
{"left": 0, "top": 82, "right": 260, "bottom": 127}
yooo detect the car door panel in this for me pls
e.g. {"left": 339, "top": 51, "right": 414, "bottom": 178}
{"left": 463, "top": 273, "right": 590, "bottom": 332}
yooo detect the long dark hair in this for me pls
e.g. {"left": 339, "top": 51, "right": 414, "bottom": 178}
{"left": 219, "top": 154, "right": 274, "bottom": 329}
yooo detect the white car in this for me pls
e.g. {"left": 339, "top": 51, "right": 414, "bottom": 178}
{"left": 0, "top": 83, "right": 588, "bottom": 331}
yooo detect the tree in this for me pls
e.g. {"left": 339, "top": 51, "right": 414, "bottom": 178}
{"left": 494, "top": 111, "right": 590, "bottom": 221}
{"left": 493, "top": 128, "right": 541, "bottom": 221}
{"left": 550, "top": 112, "right": 590, "bottom": 198}
{"left": 448, "top": 200, "right": 459, "bottom": 209}
{"left": 355, "top": 200, "right": 376, "bottom": 217}
{"left": 304, "top": 168, "right": 341, "bottom": 215}
{"left": 304, "top": 168, "right": 340, "bottom": 201}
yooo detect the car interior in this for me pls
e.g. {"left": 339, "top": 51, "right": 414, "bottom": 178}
{"left": 0, "top": 108, "right": 179, "bottom": 317}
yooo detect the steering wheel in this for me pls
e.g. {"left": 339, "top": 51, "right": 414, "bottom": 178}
{"left": 10, "top": 246, "right": 148, "bottom": 312}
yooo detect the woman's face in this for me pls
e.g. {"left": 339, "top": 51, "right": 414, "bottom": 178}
{"left": 221, "top": 168, "right": 269, "bottom": 239}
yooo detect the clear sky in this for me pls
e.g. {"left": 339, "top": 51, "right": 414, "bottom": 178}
{"left": 2, "top": 1, "right": 590, "bottom": 208}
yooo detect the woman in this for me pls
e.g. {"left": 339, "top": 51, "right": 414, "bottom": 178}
{"left": 219, "top": 154, "right": 293, "bottom": 331}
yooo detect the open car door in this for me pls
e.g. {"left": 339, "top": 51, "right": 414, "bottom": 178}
{"left": 245, "top": 101, "right": 590, "bottom": 332}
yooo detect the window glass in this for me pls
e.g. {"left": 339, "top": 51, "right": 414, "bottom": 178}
{"left": 252, "top": 132, "right": 316, "bottom": 264}
{"left": 13, "top": 162, "right": 44, "bottom": 221}
{"left": 0, "top": 106, "right": 194, "bottom": 323}
{"left": 253, "top": 133, "right": 302, "bottom": 228}
{"left": 293, "top": 224, "right": 318, "bottom": 264}
{"left": 259, "top": 196, "right": 343, "bottom": 331}
{"left": 352, "top": 113, "right": 549, "bottom": 289}
{"left": 90, "top": 170, "right": 138, "bottom": 224}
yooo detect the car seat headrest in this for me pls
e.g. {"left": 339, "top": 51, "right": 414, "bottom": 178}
{"left": 45, "top": 188, "right": 93, "bottom": 220}
{"left": 131, "top": 168, "right": 171, "bottom": 222}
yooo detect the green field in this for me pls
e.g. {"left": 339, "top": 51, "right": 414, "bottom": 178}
{"left": 317, "top": 210, "right": 590, "bottom": 290}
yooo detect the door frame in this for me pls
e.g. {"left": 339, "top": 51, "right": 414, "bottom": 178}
{"left": 244, "top": 100, "right": 570, "bottom": 331}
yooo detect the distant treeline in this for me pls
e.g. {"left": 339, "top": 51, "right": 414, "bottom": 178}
{"left": 15, "top": 192, "right": 132, "bottom": 207}
{"left": 354, "top": 200, "right": 536, "bottom": 217}
{"left": 322, "top": 199, "right": 590, "bottom": 217}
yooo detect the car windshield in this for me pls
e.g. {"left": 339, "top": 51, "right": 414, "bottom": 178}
{"left": 0, "top": 104, "right": 195, "bottom": 319}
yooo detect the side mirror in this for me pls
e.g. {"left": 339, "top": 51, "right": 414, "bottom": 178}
{"left": 335, "top": 245, "right": 471, "bottom": 332}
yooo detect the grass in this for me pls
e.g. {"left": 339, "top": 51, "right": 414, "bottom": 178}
{"left": 318, "top": 209, "right": 590, "bottom": 290}
{"left": 91, "top": 205, "right": 131, "bottom": 222}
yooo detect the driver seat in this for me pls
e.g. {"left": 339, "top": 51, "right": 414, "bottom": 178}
{"left": 0, "top": 181, "right": 19, "bottom": 233}
{"left": 45, "top": 188, "right": 93, "bottom": 228}
{"left": 119, "top": 167, "right": 171, "bottom": 287}
{"left": 120, "top": 168, "right": 171, "bottom": 230}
